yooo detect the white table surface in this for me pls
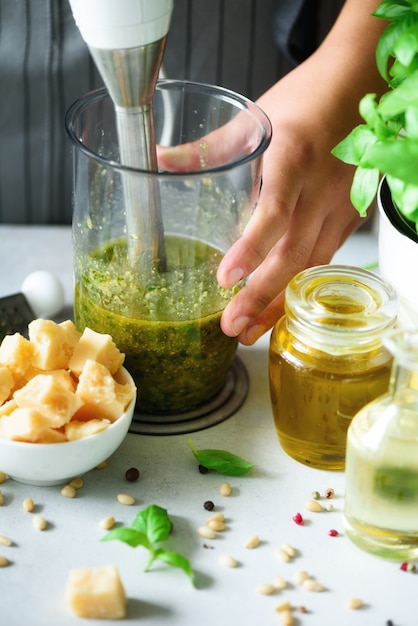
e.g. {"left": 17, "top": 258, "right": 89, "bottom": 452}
{"left": 1, "top": 226, "right": 416, "bottom": 626}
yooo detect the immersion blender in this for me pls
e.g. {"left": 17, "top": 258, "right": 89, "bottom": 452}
{"left": 68, "top": 0, "right": 173, "bottom": 271}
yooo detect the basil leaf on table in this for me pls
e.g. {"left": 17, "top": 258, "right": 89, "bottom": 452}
{"left": 101, "top": 504, "right": 195, "bottom": 585}
{"left": 188, "top": 437, "right": 254, "bottom": 475}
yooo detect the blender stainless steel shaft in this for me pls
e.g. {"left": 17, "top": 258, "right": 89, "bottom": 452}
{"left": 68, "top": 0, "right": 173, "bottom": 271}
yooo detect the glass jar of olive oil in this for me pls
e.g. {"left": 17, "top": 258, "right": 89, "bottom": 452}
{"left": 343, "top": 329, "right": 418, "bottom": 560}
{"left": 269, "top": 265, "right": 399, "bottom": 470}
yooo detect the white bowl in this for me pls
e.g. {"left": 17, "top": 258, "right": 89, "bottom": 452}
{"left": 0, "top": 367, "right": 136, "bottom": 486}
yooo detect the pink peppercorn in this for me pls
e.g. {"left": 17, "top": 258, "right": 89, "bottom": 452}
{"left": 400, "top": 562, "right": 409, "bottom": 571}
{"left": 328, "top": 529, "right": 338, "bottom": 537}
{"left": 292, "top": 512, "right": 304, "bottom": 525}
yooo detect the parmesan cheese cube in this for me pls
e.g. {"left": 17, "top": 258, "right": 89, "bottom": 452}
{"left": 65, "top": 418, "right": 110, "bottom": 441}
{"left": 65, "top": 565, "right": 126, "bottom": 619}
{"left": 74, "top": 360, "right": 134, "bottom": 423}
{"left": 13, "top": 370, "right": 82, "bottom": 428}
{"left": 0, "top": 407, "right": 52, "bottom": 442}
{"left": 0, "top": 366, "right": 14, "bottom": 404}
{"left": 0, "top": 333, "right": 35, "bottom": 381}
{"left": 28, "top": 318, "right": 80, "bottom": 371}
{"left": 69, "top": 327, "right": 125, "bottom": 376}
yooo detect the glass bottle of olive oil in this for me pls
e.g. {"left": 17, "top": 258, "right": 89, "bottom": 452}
{"left": 269, "top": 265, "right": 399, "bottom": 470}
{"left": 344, "top": 329, "right": 418, "bottom": 560}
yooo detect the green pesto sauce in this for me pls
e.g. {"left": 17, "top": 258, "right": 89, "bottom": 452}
{"left": 74, "top": 236, "right": 239, "bottom": 413}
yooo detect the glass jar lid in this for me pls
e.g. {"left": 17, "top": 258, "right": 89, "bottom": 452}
{"left": 285, "top": 265, "right": 399, "bottom": 354}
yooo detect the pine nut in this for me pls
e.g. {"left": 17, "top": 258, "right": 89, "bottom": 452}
{"left": 273, "top": 575, "right": 287, "bottom": 590}
{"left": 116, "top": 494, "right": 135, "bottom": 506}
{"left": 302, "top": 578, "right": 325, "bottom": 592}
{"left": 61, "top": 485, "right": 76, "bottom": 499}
{"left": 255, "top": 583, "right": 275, "bottom": 595}
{"left": 0, "top": 555, "right": 10, "bottom": 567}
{"left": 33, "top": 515, "right": 47, "bottom": 531}
{"left": 207, "top": 519, "right": 225, "bottom": 531}
{"left": 219, "top": 482, "right": 232, "bottom": 496}
{"left": 279, "top": 609, "right": 294, "bottom": 626}
{"left": 275, "top": 601, "right": 292, "bottom": 612}
{"left": 206, "top": 512, "right": 224, "bottom": 524}
{"left": 69, "top": 477, "right": 84, "bottom": 490}
{"left": 218, "top": 554, "right": 238, "bottom": 568}
{"left": 95, "top": 461, "right": 108, "bottom": 470}
{"left": 197, "top": 526, "right": 216, "bottom": 539}
{"left": 100, "top": 516, "right": 115, "bottom": 530}
{"left": 280, "top": 543, "right": 296, "bottom": 558}
{"left": 245, "top": 534, "right": 260, "bottom": 549}
{"left": 0, "top": 472, "right": 6, "bottom": 484}
{"left": 274, "top": 547, "right": 290, "bottom": 562}
{"left": 346, "top": 598, "right": 363, "bottom": 610}
{"left": 293, "top": 570, "right": 309, "bottom": 585}
{"left": 305, "top": 499, "right": 323, "bottom": 512}
{"left": 22, "top": 498, "right": 34, "bottom": 512}
{"left": 0, "top": 535, "right": 12, "bottom": 546}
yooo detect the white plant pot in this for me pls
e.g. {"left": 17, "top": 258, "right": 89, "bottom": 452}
{"left": 378, "top": 177, "right": 418, "bottom": 328}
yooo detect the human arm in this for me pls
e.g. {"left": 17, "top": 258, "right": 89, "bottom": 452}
{"left": 216, "top": 0, "right": 387, "bottom": 344}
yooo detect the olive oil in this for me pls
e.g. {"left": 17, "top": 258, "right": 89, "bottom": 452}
{"left": 269, "top": 266, "right": 398, "bottom": 470}
{"left": 344, "top": 329, "right": 418, "bottom": 560}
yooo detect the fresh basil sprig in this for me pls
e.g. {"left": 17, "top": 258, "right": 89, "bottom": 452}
{"left": 101, "top": 504, "right": 195, "bottom": 585}
{"left": 188, "top": 437, "right": 254, "bottom": 476}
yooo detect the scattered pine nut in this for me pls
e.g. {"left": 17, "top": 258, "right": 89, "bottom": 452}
{"left": 346, "top": 598, "right": 363, "bottom": 610}
{"left": 22, "top": 498, "right": 34, "bottom": 512}
{"left": 219, "top": 482, "right": 232, "bottom": 497}
{"left": 274, "top": 547, "right": 290, "bottom": 562}
{"left": 0, "top": 472, "right": 6, "bottom": 484}
{"left": 99, "top": 516, "right": 115, "bottom": 530}
{"left": 69, "top": 477, "right": 84, "bottom": 490}
{"left": 0, "top": 490, "right": 4, "bottom": 506}
{"left": 293, "top": 570, "right": 309, "bottom": 585}
{"left": 326, "top": 503, "right": 334, "bottom": 512}
{"left": 245, "top": 534, "right": 260, "bottom": 549}
{"left": 0, "top": 535, "right": 12, "bottom": 547}
{"left": 206, "top": 512, "right": 224, "bottom": 524}
{"left": 116, "top": 494, "right": 135, "bottom": 506}
{"left": 33, "top": 515, "right": 47, "bottom": 531}
{"left": 407, "top": 562, "right": 417, "bottom": 573}
{"left": 272, "top": 575, "right": 287, "bottom": 590}
{"left": 61, "top": 485, "right": 76, "bottom": 499}
{"left": 279, "top": 609, "right": 294, "bottom": 626}
{"left": 0, "top": 555, "right": 10, "bottom": 567}
{"left": 275, "top": 601, "right": 292, "bottom": 612}
{"left": 197, "top": 526, "right": 216, "bottom": 539}
{"left": 305, "top": 499, "right": 323, "bottom": 512}
{"left": 219, "top": 554, "right": 238, "bottom": 568}
{"left": 280, "top": 543, "right": 296, "bottom": 558}
{"left": 302, "top": 578, "right": 326, "bottom": 592}
{"left": 207, "top": 519, "right": 225, "bottom": 531}
{"left": 255, "top": 583, "right": 275, "bottom": 595}
{"left": 95, "top": 461, "right": 108, "bottom": 470}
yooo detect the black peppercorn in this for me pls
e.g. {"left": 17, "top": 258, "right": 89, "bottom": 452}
{"left": 125, "top": 467, "right": 140, "bottom": 482}
{"left": 204, "top": 500, "right": 215, "bottom": 511}
{"left": 198, "top": 464, "right": 209, "bottom": 474}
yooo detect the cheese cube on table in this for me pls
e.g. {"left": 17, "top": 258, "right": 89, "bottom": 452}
{"left": 65, "top": 565, "right": 127, "bottom": 619}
